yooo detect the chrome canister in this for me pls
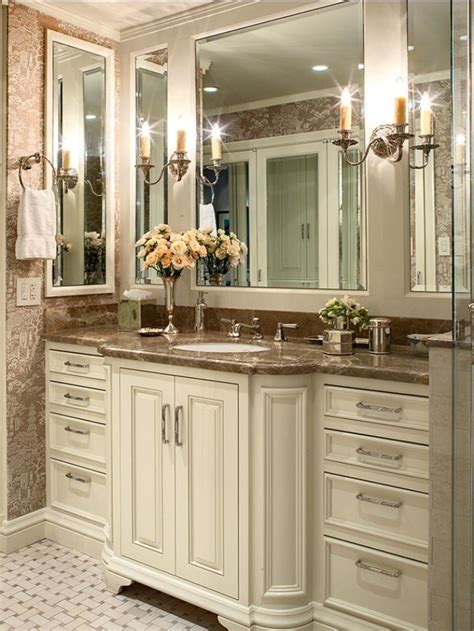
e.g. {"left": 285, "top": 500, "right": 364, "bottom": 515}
{"left": 368, "top": 317, "right": 392, "bottom": 354}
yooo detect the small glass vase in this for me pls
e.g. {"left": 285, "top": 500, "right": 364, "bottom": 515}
{"left": 334, "top": 315, "right": 350, "bottom": 330}
{"left": 162, "top": 275, "right": 180, "bottom": 334}
{"left": 209, "top": 273, "right": 225, "bottom": 286}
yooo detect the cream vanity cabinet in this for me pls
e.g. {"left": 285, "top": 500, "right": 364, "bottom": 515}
{"left": 46, "top": 349, "right": 429, "bottom": 631}
{"left": 45, "top": 342, "right": 108, "bottom": 557}
{"left": 118, "top": 368, "right": 239, "bottom": 598}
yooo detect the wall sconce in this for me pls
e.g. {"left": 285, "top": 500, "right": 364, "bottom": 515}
{"left": 136, "top": 121, "right": 191, "bottom": 185}
{"left": 333, "top": 83, "right": 438, "bottom": 170}
{"left": 58, "top": 147, "right": 78, "bottom": 193}
{"left": 198, "top": 124, "right": 226, "bottom": 197}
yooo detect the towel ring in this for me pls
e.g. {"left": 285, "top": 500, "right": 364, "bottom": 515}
{"left": 18, "top": 153, "right": 57, "bottom": 191}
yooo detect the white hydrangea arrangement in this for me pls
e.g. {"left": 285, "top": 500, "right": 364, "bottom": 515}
{"left": 318, "top": 295, "right": 369, "bottom": 330}
{"left": 136, "top": 224, "right": 207, "bottom": 277}
{"left": 195, "top": 228, "right": 248, "bottom": 276}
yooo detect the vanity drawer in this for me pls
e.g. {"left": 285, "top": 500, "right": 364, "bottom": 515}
{"left": 48, "top": 381, "right": 106, "bottom": 422}
{"left": 324, "top": 385, "right": 429, "bottom": 433}
{"left": 324, "top": 473, "right": 428, "bottom": 552}
{"left": 49, "top": 459, "right": 106, "bottom": 524}
{"left": 49, "top": 413, "right": 106, "bottom": 472}
{"left": 48, "top": 349, "right": 105, "bottom": 383}
{"left": 324, "top": 537, "right": 427, "bottom": 629}
{"left": 324, "top": 430, "right": 428, "bottom": 481}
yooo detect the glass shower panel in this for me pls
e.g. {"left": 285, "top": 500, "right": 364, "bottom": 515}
{"left": 452, "top": 0, "right": 472, "bottom": 629}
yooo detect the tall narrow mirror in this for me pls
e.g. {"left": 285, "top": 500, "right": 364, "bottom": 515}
{"left": 46, "top": 32, "right": 114, "bottom": 296}
{"left": 196, "top": 1, "right": 366, "bottom": 289}
{"left": 408, "top": 1, "right": 453, "bottom": 293}
{"left": 135, "top": 49, "right": 168, "bottom": 284}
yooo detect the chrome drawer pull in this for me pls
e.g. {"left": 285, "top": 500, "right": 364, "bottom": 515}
{"left": 64, "top": 393, "right": 89, "bottom": 403}
{"left": 65, "top": 472, "right": 90, "bottom": 484}
{"left": 356, "top": 493, "right": 402, "bottom": 509}
{"left": 64, "top": 425, "right": 90, "bottom": 436}
{"left": 161, "top": 404, "right": 170, "bottom": 444}
{"left": 175, "top": 405, "right": 184, "bottom": 446}
{"left": 356, "top": 401, "right": 402, "bottom": 415}
{"left": 356, "top": 559, "right": 401, "bottom": 578}
{"left": 356, "top": 447, "right": 402, "bottom": 462}
{"left": 64, "top": 360, "right": 89, "bottom": 370}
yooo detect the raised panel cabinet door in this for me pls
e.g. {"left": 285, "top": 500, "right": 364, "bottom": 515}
{"left": 175, "top": 377, "right": 239, "bottom": 599}
{"left": 119, "top": 369, "right": 176, "bottom": 574}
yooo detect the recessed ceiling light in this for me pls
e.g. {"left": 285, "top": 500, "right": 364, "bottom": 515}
{"left": 312, "top": 64, "right": 329, "bottom": 72}
{"left": 85, "top": 114, "right": 96, "bottom": 120}
{"left": 358, "top": 63, "right": 364, "bottom": 70}
{"left": 408, "top": 45, "right": 415, "bottom": 51}
{"left": 459, "top": 34, "right": 468, "bottom": 41}
{"left": 203, "top": 86, "right": 219, "bottom": 93}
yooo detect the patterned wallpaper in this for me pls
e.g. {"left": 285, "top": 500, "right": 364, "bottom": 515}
{"left": 6, "top": 2, "right": 120, "bottom": 520}
{"left": 210, "top": 95, "right": 362, "bottom": 142}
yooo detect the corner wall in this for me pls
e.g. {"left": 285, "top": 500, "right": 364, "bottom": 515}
{"left": 5, "top": 1, "right": 120, "bottom": 520}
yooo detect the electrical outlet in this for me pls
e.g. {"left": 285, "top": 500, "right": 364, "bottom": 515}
{"left": 438, "top": 236, "right": 451, "bottom": 256}
{"left": 16, "top": 277, "right": 42, "bottom": 306}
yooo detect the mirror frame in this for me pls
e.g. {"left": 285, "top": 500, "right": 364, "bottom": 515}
{"left": 44, "top": 30, "right": 115, "bottom": 297}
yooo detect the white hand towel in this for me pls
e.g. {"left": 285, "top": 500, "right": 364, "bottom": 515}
{"left": 199, "top": 203, "right": 217, "bottom": 235}
{"left": 15, "top": 187, "right": 57, "bottom": 260}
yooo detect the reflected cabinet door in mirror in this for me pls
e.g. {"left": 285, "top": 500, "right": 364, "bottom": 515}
{"left": 45, "top": 31, "right": 115, "bottom": 297}
{"left": 196, "top": 1, "right": 366, "bottom": 290}
{"left": 408, "top": 1, "right": 454, "bottom": 293}
{"left": 135, "top": 49, "right": 168, "bottom": 285}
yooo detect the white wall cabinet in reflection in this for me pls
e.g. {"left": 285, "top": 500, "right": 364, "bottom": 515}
{"left": 45, "top": 31, "right": 115, "bottom": 297}
{"left": 200, "top": 133, "right": 365, "bottom": 290}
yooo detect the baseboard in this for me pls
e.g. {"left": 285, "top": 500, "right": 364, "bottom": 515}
{"left": 0, "top": 508, "right": 47, "bottom": 553}
{"left": 45, "top": 509, "right": 105, "bottom": 559}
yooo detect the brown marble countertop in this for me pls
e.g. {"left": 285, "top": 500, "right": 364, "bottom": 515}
{"left": 44, "top": 326, "right": 429, "bottom": 384}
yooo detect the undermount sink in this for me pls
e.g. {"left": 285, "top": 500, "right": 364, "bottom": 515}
{"left": 174, "top": 342, "right": 269, "bottom": 354}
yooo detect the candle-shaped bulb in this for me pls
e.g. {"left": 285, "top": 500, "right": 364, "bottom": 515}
{"left": 176, "top": 118, "right": 187, "bottom": 153}
{"left": 420, "top": 92, "right": 434, "bottom": 136}
{"left": 139, "top": 121, "right": 151, "bottom": 160}
{"left": 211, "top": 124, "right": 222, "bottom": 161}
{"left": 394, "top": 76, "right": 407, "bottom": 125}
{"left": 339, "top": 87, "right": 352, "bottom": 132}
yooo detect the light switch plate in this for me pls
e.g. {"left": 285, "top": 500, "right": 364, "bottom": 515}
{"left": 16, "top": 277, "right": 42, "bottom": 306}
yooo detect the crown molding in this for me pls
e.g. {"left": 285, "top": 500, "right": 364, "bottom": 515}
{"left": 15, "top": 0, "right": 121, "bottom": 40}
{"left": 120, "top": 0, "right": 260, "bottom": 43}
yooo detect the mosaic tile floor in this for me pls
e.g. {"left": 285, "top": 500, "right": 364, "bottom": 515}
{"left": 0, "top": 540, "right": 226, "bottom": 630}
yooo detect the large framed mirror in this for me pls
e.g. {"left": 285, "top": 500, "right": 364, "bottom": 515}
{"left": 195, "top": 0, "right": 366, "bottom": 290}
{"left": 408, "top": 1, "right": 455, "bottom": 293}
{"left": 134, "top": 48, "right": 168, "bottom": 285}
{"left": 45, "top": 31, "right": 114, "bottom": 296}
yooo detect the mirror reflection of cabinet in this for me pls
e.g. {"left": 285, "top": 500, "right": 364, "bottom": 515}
{"left": 45, "top": 31, "right": 115, "bottom": 297}
{"left": 201, "top": 136, "right": 364, "bottom": 290}
{"left": 196, "top": 0, "right": 366, "bottom": 291}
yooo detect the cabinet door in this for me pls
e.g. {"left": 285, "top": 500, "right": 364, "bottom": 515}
{"left": 120, "top": 369, "right": 175, "bottom": 574}
{"left": 175, "top": 377, "right": 239, "bottom": 598}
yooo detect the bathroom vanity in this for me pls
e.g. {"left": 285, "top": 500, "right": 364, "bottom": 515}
{"left": 44, "top": 329, "right": 429, "bottom": 631}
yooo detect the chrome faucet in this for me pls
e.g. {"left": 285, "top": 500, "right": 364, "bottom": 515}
{"left": 221, "top": 317, "right": 263, "bottom": 340}
{"left": 273, "top": 322, "right": 299, "bottom": 342}
{"left": 194, "top": 291, "right": 207, "bottom": 333}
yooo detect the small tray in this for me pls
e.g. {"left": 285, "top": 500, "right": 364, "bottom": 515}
{"left": 305, "top": 335, "right": 369, "bottom": 346}
{"left": 137, "top": 327, "right": 164, "bottom": 337}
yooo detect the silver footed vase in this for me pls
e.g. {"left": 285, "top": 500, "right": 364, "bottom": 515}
{"left": 162, "top": 275, "right": 179, "bottom": 335}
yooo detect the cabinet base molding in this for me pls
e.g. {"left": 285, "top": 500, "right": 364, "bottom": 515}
{"left": 0, "top": 509, "right": 47, "bottom": 554}
{"left": 45, "top": 509, "right": 105, "bottom": 559}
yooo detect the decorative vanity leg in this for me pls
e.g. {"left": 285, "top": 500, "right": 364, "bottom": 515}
{"left": 102, "top": 567, "right": 132, "bottom": 595}
{"left": 217, "top": 617, "right": 249, "bottom": 631}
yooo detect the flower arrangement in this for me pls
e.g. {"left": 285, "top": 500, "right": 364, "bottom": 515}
{"left": 319, "top": 295, "right": 369, "bottom": 330}
{"left": 84, "top": 231, "right": 106, "bottom": 285}
{"left": 84, "top": 231, "right": 105, "bottom": 249}
{"left": 55, "top": 234, "right": 72, "bottom": 253}
{"left": 136, "top": 224, "right": 207, "bottom": 277}
{"left": 196, "top": 228, "right": 248, "bottom": 278}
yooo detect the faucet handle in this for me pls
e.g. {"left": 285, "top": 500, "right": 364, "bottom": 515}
{"left": 274, "top": 322, "right": 299, "bottom": 342}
